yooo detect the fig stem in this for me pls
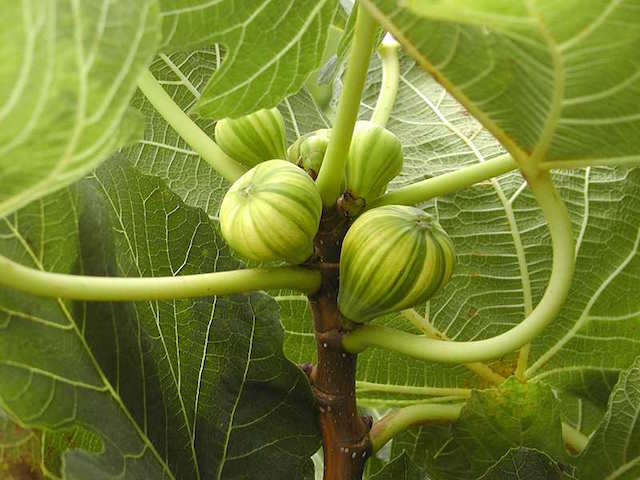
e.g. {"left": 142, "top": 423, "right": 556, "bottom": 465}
{"left": 356, "top": 381, "right": 471, "bottom": 398}
{"left": 562, "top": 423, "right": 590, "bottom": 454}
{"left": 369, "top": 403, "right": 463, "bottom": 453}
{"left": 136, "top": 69, "right": 247, "bottom": 183}
{"left": 370, "top": 33, "right": 400, "bottom": 128}
{"left": 343, "top": 172, "right": 575, "bottom": 364}
{"left": 367, "top": 153, "right": 518, "bottom": 209}
{"left": 315, "top": 5, "right": 377, "bottom": 207}
{"left": 369, "top": 403, "right": 589, "bottom": 455}
{"left": 0, "top": 256, "right": 321, "bottom": 300}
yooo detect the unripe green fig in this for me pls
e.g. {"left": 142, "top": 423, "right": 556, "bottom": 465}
{"left": 338, "top": 205, "right": 455, "bottom": 323}
{"left": 215, "top": 108, "right": 287, "bottom": 167}
{"left": 286, "top": 129, "right": 331, "bottom": 178}
{"left": 220, "top": 160, "right": 322, "bottom": 264}
{"left": 345, "top": 121, "right": 403, "bottom": 208}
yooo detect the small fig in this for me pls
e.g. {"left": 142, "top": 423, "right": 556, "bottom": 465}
{"left": 338, "top": 205, "right": 455, "bottom": 322}
{"left": 215, "top": 108, "right": 287, "bottom": 167}
{"left": 287, "top": 129, "right": 331, "bottom": 178}
{"left": 220, "top": 160, "right": 322, "bottom": 264}
{"left": 345, "top": 121, "right": 403, "bottom": 210}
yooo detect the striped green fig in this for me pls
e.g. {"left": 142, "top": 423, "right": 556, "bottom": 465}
{"left": 220, "top": 159, "right": 322, "bottom": 264}
{"left": 345, "top": 121, "right": 403, "bottom": 209}
{"left": 286, "top": 129, "right": 331, "bottom": 178}
{"left": 338, "top": 205, "right": 455, "bottom": 323}
{"left": 215, "top": 108, "right": 287, "bottom": 167}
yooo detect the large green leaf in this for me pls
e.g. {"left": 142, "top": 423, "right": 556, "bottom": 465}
{"left": 158, "top": 0, "right": 339, "bottom": 119}
{"left": 361, "top": 0, "right": 640, "bottom": 171}
{"left": 0, "top": 0, "right": 161, "bottom": 218}
{"left": 453, "top": 380, "right": 567, "bottom": 477}
{"left": 366, "top": 451, "right": 424, "bottom": 480}
{"left": 388, "top": 381, "right": 568, "bottom": 480}
{"left": 0, "top": 158, "right": 319, "bottom": 479}
{"left": 0, "top": 409, "right": 42, "bottom": 480}
{"left": 577, "top": 356, "right": 640, "bottom": 479}
{"left": 390, "top": 423, "right": 471, "bottom": 480}
{"left": 0, "top": 407, "right": 101, "bottom": 479}
{"left": 478, "top": 447, "right": 574, "bottom": 480}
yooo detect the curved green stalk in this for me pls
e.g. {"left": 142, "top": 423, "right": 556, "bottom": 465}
{"left": 368, "top": 154, "right": 517, "bottom": 209}
{"left": 137, "top": 69, "right": 246, "bottom": 183}
{"left": 401, "top": 310, "right": 506, "bottom": 385}
{"left": 0, "top": 255, "right": 321, "bottom": 300}
{"left": 356, "top": 381, "right": 471, "bottom": 398}
{"left": 370, "top": 403, "right": 463, "bottom": 452}
{"left": 370, "top": 403, "right": 589, "bottom": 455}
{"left": 344, "top": 172, "right": 575, "bottom": 363}
{"left": 315, "top": 5, "right": 377, "bottom": 206}
{"left": 562, "top": 423, "right": 590, "bottom": 454}
{"left": 370, "top": 33, "right": 400, "bottom": 128}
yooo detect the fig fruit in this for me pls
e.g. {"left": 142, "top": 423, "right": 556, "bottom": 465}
{"left": 338, "top": 205, "right": 455, "bottom": 322}
{"left": 287, "top": 129, "right": 331, "bottom": 178}
{"left": 220, "top": 160, "right": 322, "bottom": 264}
{"left": 344, "top": 121, "right": 403, "bottom": 211}
{"left": 215, "top": 108, "right": 287, "bottom": 167}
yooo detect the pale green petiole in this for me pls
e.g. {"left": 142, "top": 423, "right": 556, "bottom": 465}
{"left": 369, "top": 402, "right": 589, "bottom": 455}
{"left": 562, "top": 422, "right": 590, "bottom": 454}
{"left": 370, "top": 33, "right": 401, "bottom": 128}
{"left": 369, "top": 403, "right": 463, "bottom": 453}
{"left": 136, "top": 69, "right": 247, "bottom": 183}
{"left": 0, "top": 254, "right": 321, "bottom": 300}
{"left": 315, "top": 5, "right": 377, "bottom": 206}
{"left": 368, "top": 154, "right": 518, "bottom": 209}
{"left": 343, "top": 172, "right": 575, "bottom": 363}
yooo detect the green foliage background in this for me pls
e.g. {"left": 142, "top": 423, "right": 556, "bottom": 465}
{"left": 1, "top": 1, "right": 640, "bottom": 479}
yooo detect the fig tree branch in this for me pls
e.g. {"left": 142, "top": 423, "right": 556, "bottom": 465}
{"left": 136, "top": 69, "right": 247, "bottom": 183}
{"left": 343, "top": 172, "right": 575, "bottom": 363}
{"left": 315, "top": 5, "right": 377, "bottom": 206}
{"left": 0, "top": 255, "right": 321, "bottom": 300}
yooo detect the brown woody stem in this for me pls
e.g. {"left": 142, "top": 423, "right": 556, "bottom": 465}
{"left": 307, "top": 208, "right": 371, "bottom": 480}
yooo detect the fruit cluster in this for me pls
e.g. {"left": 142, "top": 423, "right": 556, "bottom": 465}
{"left": 217, "top": 108, "right": 455, "bottom": 324}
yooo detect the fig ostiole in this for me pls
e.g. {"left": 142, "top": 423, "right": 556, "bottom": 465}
{"left": 215, "top": 107, "right": 287, "bottom": 167}
{"left": 219, "top": 160, "right": 322, "bottom": 264}
{"left": 286, "top": 128, "right": 331, "bottom": 178}
{"left": 344, "top": 121, "right": 403, "bottom": 212}
{"left": 338, "top": 205, "right": 456, "bottom": 323}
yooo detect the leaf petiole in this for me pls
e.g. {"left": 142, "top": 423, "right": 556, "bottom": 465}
{"left": 369, "top": 403, "right": 464, "bottom": 453}
{"left": 368, "top": 153, "right": 518, "bottom": 209}
{"left": 315, "top": 5, "right": 377, "bottom": 206}
{"left": 136, "top": 69, "right": 247, "bottom": 183}
{"left": 343, "top": 172, "right": 575, "bottom": 363}
{"left": 369, "top": 403, "right": 590, "bottom": 455}
{"left": 0, "top": 255, "right": 321, "bottom": 300}
{"left": 370, "top": 33, "right": 401, "bottom": 128}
